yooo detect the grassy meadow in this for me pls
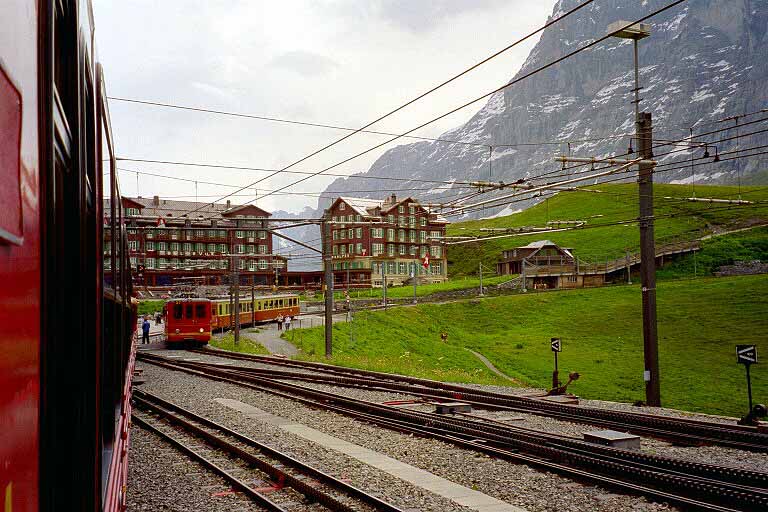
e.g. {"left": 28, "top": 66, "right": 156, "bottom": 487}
{"left": 284, "top": 274, "right": 768, "bottom": 416}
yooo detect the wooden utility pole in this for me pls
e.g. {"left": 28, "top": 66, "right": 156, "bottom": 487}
{"left": 637, "top": 112, "right": 660, "bottom": 406}
{"left": 322, "top": 221, "right": 333, "bottom": 358}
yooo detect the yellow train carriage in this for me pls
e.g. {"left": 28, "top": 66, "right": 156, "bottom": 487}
{"left": 211, "top": 294, "right": 300, "bottom": 330}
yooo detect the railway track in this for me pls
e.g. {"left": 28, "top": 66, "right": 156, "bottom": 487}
{"left": 132, "top": 389, "right": 407, "bottom": 512}
{"left": 188, "top": 348, "right": 768, "bottom": 452}
{"left": 138, "top": 352, "right": 768, "bottom": 512}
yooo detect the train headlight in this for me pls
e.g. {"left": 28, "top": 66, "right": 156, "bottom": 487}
{"left": 199, "top": 328, "right": 204, "bottom": 333}
{"left": 175, "top": 328, "right": 180, "bottom": 333}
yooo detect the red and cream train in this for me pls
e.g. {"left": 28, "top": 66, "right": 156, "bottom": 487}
{"left": 1, "top": 2, "right": 137, "bottom": 511}
{"left": 164, "top": 294, "right": 301, "bottom": 344}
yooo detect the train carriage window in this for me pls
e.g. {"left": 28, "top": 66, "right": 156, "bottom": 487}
{"left": 185, "top": 304, "right": 193, "bottom": 319}
{"left": 196, "top": 304, "right": 206, "bottom": 318}
{"left": 257, "top": 301, "right": 262, "bottom": 311}
{"left": 173, "top": 304, "right": 183, "bottom": 319}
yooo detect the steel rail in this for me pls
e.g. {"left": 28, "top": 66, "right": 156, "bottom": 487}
{"left": 133, "top": 390, "right": 408, "bottom": 512}
{"left": 131, "top": 413, "right": 291, "bottom": 512}
{"left": 192, "top": 349, "right": 767, "bottom": 451}
{"left": 137, "top": 353, "right": 768, "bottom": 511}
{"left": 133, "top": 396, "right": 365, "bottom": 512}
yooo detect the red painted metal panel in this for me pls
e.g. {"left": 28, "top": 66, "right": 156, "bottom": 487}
{"left": 0, "top": 2, "right": 41, "bottom": 511}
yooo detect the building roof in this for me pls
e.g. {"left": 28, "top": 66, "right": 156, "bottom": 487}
{"left": 520, "top": 240, "right": 558, "bottom": 249}
{"left": 105, "top": 197, "right": 270, "bottom": 224}
{"left": 337, "top": 196, "right": 384, "bottom": 217}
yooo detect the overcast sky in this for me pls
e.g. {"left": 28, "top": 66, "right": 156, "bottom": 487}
{"left": 93, "top": 0, "right": 553, "bottom": 213}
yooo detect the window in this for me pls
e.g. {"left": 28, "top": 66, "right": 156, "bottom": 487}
{"left": 348, "top": 228, "right": 354, "bottom": 239}
{"left": 125, "top": 207, "right": 139, "bottom": 216}
{"left": 221, "top": 259, "right": 228, "bottom": 269}
{"left": 158, "top": 258, "right": 168, "bottom": 269}
{"left": 387, "top": 244, "right": 395, "bottom": 256}
{"left": 340, "top": 229, "right": 346, "bottom": 240}
{"left": 248, "top": 260, "right": 256, "bottom": 271}
{"left": 236, "top": 230, "right": 244, "bottom": 238}
{"left": 332, "top": 245, "right": 338, "bottom": 255}
{"left": 356, "top": 243, "right": 363, "bottom": 254}
{"left": 420, "top": 217, "right": 426, "bottom": 227}
{"left": 218, "top": 230, "right": 226, "bottom": 238}
{"left": 170, "top": 242, "right": 179, "bottom": 251}
{"left": 339, "top": 202, "right": 346, "bottom": 210}
{"left": 218, "top": 243, "right": 227, "bottom": 253}
{"left": 258, "top": 259, "right": 268, "bottom": 269}
{"left": 568, "top": 275, "right": 578, "bottom": 283}
{"left": 146, "top": 258, "right": 155, "bottom": 269}
{"left": 430, "top": 231, "right": 440, "bottom": 240}
{"left": 387, "top": 214, "right": 394, "bottom": 224}
{"left": 183, "top": 243, "right": 191, "bottom": 252}
{"left": 173, "top": 304, "right": 183, "bottom": 319}
{"left": 387, "top": 262, "right": 396, "bottom": 274}
{"left": 398, "top": 205, "right": 404, "bottom": 213}
{"left": 145, "top": 229, "right": 154, "bottom": 239}
{"left": 170, "top": 230, "right": 179, "bottom": 240}
{"left": 207, "top": 243, "right": 215, "bottom": 252}
{"left": 372, "top": 228, "right": 382, "bottom": 238}
{"left": 409, "top": 216, "right": 415, "bottom": 227}
{"left": 356, "top": 227, "right": 362, "bottom": 238}
{"left": 195, "top": 230, "right": 205, "bottom": 237}
{"left": 333, "top": 230, "right": 338, "bottom": 240}
{"left": 196, "top": 304, "right": 207, "bottom": 318}
{"left": 420, "top": 246, "right": 428, "bottom": 257}
{"left": 430, "top": 245, "right": 442, "bottom": 257}
{"left": 340, "top": 245, "right": 346, "bottom": 255}
{"left": 236, "top": 244, "right": 245, "bottom": 254}
{"left": 348, "top": 243, "right": 354, "bottom": 254}
{"left": 258, "top": 245, "right": 267, "bottom": 254}
{"left": 409, "top": 245, "right": 416, "bottom": 255}
{"left": 129, "top": 257, "right": 137, "bottom": 267}
{"left": 409, "top": 231, "right": 416, "bottom": 243}
{"left": 372, "top": 243, "right": 383, "bottom": 256}
{"left": 399, "top": 262, "right": 407, "bottom": 274}
{"left": 146, "top": 241, "right": 155, "bottom": 251}
{"left": 238, "top": 259, "right": 246, "bottom": 270}
{"left": 259, "top": 230, "right": 266, "bottom": 239}
{"left": 387, "top": 228, "right": 394, "bottom": 241}
{"left": 128, "top": 240, "right": 138, "bottom": 251}
{"left": 356, "top": 215, "right": 362, "bottom": 222}
{"left": 247, "top": 230, "right": 255, "bottom": 238}
{"left": 399, "top": 245, "right": 405, "bottom": 255}
{"left": 208, "top": 229, "right": 216, "bottom": 237}
{"left": 409, "top": 205, "right": 415, "bottom": 214}
{"left": 420, "top": 231, "right": 427, "bottom": 243}
{"left": 398, "top": 229, "right": 405, "bottom": 242}
{"left": 247, "top": 245, "right": 255, "bottom": 254}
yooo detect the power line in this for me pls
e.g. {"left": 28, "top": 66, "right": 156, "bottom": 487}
{"left": 201, "top": 0, "right": 688, "bottom": 216}
{"left": 164, "top": 0, "right": 599, "bottom": 219}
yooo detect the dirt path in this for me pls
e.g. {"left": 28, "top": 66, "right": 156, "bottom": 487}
{"left": 465, "top": 349, "right": 523, "bottom": 385}
{"left": 242, "top": 324, "right": 299, "bottom": 356}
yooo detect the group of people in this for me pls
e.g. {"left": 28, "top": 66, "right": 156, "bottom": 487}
{"left": 275, "top": 314, "right": 292, "bottom": 331}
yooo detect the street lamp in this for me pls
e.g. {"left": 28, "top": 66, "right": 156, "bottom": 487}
{"left": 607, "top": 21, "right": 651, "bottom": 122}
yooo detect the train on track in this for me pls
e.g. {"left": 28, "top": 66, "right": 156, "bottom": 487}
{"left": 163, "top": 294, "right": 300, "bottom": 345}
{"left": 1, "top": 2, "right": 137, "bottom": 511}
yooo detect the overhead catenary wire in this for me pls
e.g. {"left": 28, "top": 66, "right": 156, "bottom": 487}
{"left": 205, "top": 0, "right": 689, "bottom": 216}
{"left": 158, "top": 1, "right": 600, "bottom": 220}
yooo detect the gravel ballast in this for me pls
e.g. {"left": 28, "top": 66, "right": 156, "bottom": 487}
{"left": 130, "top": 355, "right": 690, "bottom": 512}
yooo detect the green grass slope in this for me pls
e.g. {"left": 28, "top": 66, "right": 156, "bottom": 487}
{"left": 448, "top": 184, "right": 768, "bottom": 276}
{"left": 286, "top": 274, "right": 768, "bottom": 416}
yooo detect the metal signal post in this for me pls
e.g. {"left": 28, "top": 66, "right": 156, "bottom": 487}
{"left": 323, "top": 221, "right": 333, "bottom": 358}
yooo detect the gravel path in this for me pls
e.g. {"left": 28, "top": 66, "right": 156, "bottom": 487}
{"left": 131, "top": 360, "right": 682, "bottom": 512}
{"left": 241, "top": 325, "right": 299, "bottom": 356}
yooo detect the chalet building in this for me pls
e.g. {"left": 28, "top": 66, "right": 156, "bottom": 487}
{"left": 497, "top": 239, "right": 701, "bottom": 290}
{"left": 104, "top": 196, "right": 286, "bottom": 287}
{"left": 496, "top": 240, "right": 603, "bottom": 289}
{"left": 324, "top": 195, "right": 449, "bottom": 287}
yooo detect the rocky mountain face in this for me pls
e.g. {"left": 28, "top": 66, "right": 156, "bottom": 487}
{"left": 316, "top": 0, "right": 768, "bottom": 217}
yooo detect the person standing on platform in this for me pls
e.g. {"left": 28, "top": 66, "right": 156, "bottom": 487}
{"left": 276, "top": 313, "right": 284, "bottom": 331}
{"left": 142, "top": 316, "right": 151, "bottom": 344}
{"left": 284, "top": 315, "right": 291, "bottom": 331}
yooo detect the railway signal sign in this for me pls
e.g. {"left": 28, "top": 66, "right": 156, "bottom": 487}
{"left": 736, "top": 345, "right": 758, "bottom": 419}
{"left": 551, "top": 337, "right": 562, "bottom": 352}
{"left": 737, "top": 345, "right": 757, "bottom": 365}
{"left": 550, "top": 337, "right": 562, "bottom": 390}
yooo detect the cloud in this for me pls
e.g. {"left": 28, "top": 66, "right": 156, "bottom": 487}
{"left": 268, "top": 50, "right": 339, "bottom": 77}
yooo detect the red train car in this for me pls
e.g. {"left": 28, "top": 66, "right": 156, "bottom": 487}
{"left": 0, "top": 2, "right": 136, "bottom": 511}
{"left": 164, "top": 299, "right": 212, "bottom": 345}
